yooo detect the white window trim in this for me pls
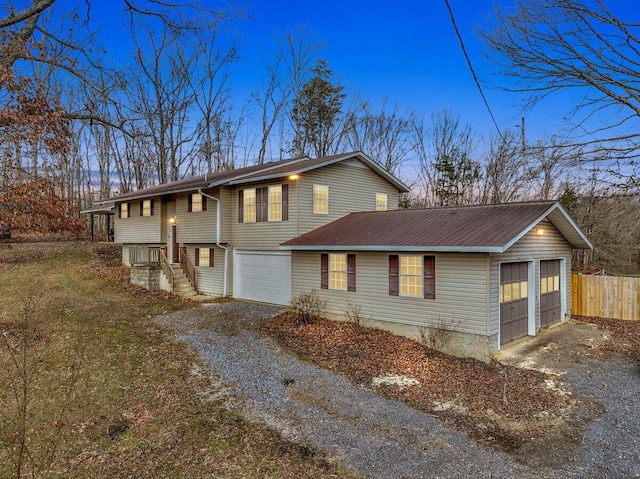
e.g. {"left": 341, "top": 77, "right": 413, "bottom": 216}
{"left": 191, "top": 193, "right": 203, "bottom": 213}
{"left": 268, "top": 185, "right": 282, "bottom": 222}
{"left": 244, "top": 188, "right": 256, "bottom": 223}
{"left": 142, "top": 199, "right": 152, "bottom": 217}
{"left": 198, "top": 248, "right": 210, "bottom": 267}
{"left": 329, "top": 253, "right": 347, "bottom": 290}
{"left": 314, "top": 185, "right": 329, "bottom": 215}
{"left": 399, "top": 255, "right": 423, "bottom": 297}
{"left": 376, "top": 193, "right": 388, "bottom": 211}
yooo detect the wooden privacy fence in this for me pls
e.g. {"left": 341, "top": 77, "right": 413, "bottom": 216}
{"left": 572, "top": 273, "right": 640, "bottom": 320}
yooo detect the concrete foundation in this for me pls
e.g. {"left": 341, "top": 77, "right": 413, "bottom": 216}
{"left": 321, "top": 311, "right": 499, "bottom": 362}
{"left": 130, "top": 265, "right": 162, "bottom": 291}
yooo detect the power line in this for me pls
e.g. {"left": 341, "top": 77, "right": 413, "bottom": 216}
{"left": 443, "top": 0, "right": 504, "bottom": 140}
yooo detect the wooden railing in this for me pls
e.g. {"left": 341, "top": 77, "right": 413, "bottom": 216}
{"left": 129, "top": 246, "right": 161, "bottom": 266}
{"left": 572, "top": 273, "right": 640, "bottom": 320}
{"left": 159, "top": 248, "right": 174, "bottom": 291}
{"left": 179, "top": 246, "right": 196, "bottom": 290}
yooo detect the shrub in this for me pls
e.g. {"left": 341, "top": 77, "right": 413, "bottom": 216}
{"left": 290, "top": 290, "right": 325, "bottom": 325}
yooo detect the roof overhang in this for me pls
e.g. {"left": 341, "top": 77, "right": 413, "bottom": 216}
{"left": 280, "top": 244, "right": 503, "bottom": 253}
{"left": 81, "top": 204, "right": 114, "bottom": 214}
{"left": 503, "top": 202, "right": 593, "bottom": 251}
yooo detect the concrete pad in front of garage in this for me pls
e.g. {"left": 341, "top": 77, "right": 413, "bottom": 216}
{"left": 495, "top": 320, "right": 611, "bottom": 375}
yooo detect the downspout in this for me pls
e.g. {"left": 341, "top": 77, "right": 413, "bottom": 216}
{"left": 198, "top": 189, "right": 229, "bottom": 297}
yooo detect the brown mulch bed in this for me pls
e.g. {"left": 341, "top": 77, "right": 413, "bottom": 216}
{"left": 261, "top": 313, "right": 575, "bottom": 451}
{"left": 574, "top": 315, "right": 640, "bottom": 360}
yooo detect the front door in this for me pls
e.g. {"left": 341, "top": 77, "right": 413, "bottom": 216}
{"left": 500, "top": 262, "right": 529, "bottom": 345}
{"left": 540, "top": 260, "right": 562, "bottom": 327}
{"left": 171, "top": 225, "right": 179, "bottom": 263}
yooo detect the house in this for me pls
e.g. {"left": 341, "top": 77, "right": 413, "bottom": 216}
{"left": 95, "top": 151, "right": 592, "bottom": 359}
{"left": 93, "top": 151, "right": 408, "bottom": 304}
{"left": 280, "top": 201, "right": 592, "bottom": 359}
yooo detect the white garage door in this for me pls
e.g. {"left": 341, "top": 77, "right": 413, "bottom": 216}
{"left": 233, "top": 251, "right": 292, "bottom": 305}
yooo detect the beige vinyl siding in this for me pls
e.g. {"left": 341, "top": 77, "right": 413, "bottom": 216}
{"left": 218, "top": 187, "right": 233, "bottom": 244}
{"left": 114, "top": 197, "right": 162, "bottom": 243}
{"left": 175, "top": 189, "right": 219, "bottom": 244}
{"left": 186, "top": 244, "right": 229, "bottom": 296}
{"left": 488, "top": 219, "right": 572, "bottom": 336}
{"left": 292, "top": 251, "right": 490, "bottom": 335}
{"left": 297, "top": 160, "right": 399, "bottom": 235}
{"left": 231, "top": 181, "right": 298, "bottom": 250}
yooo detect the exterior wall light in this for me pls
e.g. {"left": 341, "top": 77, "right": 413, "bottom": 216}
{"left": 536, "top": 228, "right": 544, "bottom": 235}
{"left": 289, "top": 174, "right": 299, "bottom": 180}
{"left": 169, "top": 216, "right": 176, "bottom": 224}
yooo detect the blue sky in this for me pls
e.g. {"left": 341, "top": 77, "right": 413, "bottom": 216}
{"left": 230, "top": 0, "right": 561, "bottom": 143}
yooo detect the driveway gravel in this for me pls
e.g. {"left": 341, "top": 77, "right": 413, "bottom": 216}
{"left": 156, "top": 301, "right": 640, "bottom": 479}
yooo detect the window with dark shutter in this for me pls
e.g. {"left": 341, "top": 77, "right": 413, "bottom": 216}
{"left": 150, "top": 199, "right": 154, "bottom": 216}
{"left": 389, "top": 255, "right": 399, "bottom": 296}
{"left": 282, "top": 184, "right": 289, "bottom": 221}
{"left": 321, "top": 254, "right": 329, "bottom": 289}
{"left": 424, "top": 256, "right": 435, "bottom": 299}
{"left": 257, "top": 187, "right": 268, "bottom": 222}
{"left": 238, "top": 190, "right": 244, "bottom": 223}
{"left": 202, "top": 195, "right": 207, "bottom": 211}
{"left": 194, "top": 248, "right": 199, "bottom": 266}
{"left": 139, "top": 201, "right": 144, "bottom": 216}
{"left": 188, "top": 194, "right": 193, "bottom": 213}
{"left": 347, "top": 254, "right": 356, "bottom": 292}
{"left": 209, "top": 248, "right": 215, "bottom": 267}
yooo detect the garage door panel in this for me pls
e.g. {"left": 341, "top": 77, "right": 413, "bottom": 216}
{"left": 500, "top": 262, "right": 529, "bottom": 345}
{"left": 540, "top": 260, "right": 561, "bottom": 328}
{"left": 234, "top": 251, "right": 291, "bottom": 305}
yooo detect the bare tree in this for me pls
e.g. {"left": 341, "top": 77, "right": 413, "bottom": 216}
{"left": 480, "top": 130, "right": 524, "bottom": 204}
{"left": 342, "top": 97, "right": 414, "bottom": 175}
{"left": 482, "top": 0, "right": 640, "bottom": 173}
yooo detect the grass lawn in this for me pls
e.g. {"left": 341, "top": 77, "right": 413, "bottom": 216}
{"left": 0, "top": 242, "right": 355, "bottom": 479}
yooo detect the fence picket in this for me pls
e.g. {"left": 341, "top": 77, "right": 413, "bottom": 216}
{"left": 572, "top": 274, "right": 640, "bottom": 320}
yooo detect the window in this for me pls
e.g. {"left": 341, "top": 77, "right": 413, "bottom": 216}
{"left": 540, "top": 275, "right": 559, "bottom": 294}
{"left": 120, "top": 202, "right": 129, "bottom": 219}
{"left": 376, "top": 193, "right": 388, "bottom": 211}
{"left": 189, "top": 193, "right": 204, "bottom": 213}
{"left": 389, "top": 255, "right": 435, "bottom": 299}
{"left": 195, "top": 248, "right": 214, "bottom": 267}
{"left": 243, "top": 188, "right": 256, "bottom": 222}
{"left": 400, "top": 256, "right": 423, "bottom": 297}
{"left": 141, "top": 199, "right": 153, "bottom": 217}
{"left": 268, "top": 185, "right": 282, "bottom": 221}
{"left": 239, "top": 185, "right": 288, "bottom": 223}
{"left": 321, "top": 253, "right": 356, "bottom": 292}
{"left": 314, "top": 185, "right": 328, "bottom": 214}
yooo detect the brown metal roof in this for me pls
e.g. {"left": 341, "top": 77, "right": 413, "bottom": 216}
{"left": 281, "top": 201, "right": 592, "bottom": 252}
{"left": 95, "top": 151, "right": 408, "bottom": 204}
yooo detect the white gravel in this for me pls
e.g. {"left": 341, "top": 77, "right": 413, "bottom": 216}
{"left": 155, "top": 301, "right": 640, "bottom": 479}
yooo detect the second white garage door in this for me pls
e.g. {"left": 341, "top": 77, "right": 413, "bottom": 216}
{"left": 233, "top": 251, "right": 292, "bottom": 305}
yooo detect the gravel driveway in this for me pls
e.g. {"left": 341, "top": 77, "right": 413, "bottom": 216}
{"left": 156, "top": 301, "right": 640, "bottom": 479}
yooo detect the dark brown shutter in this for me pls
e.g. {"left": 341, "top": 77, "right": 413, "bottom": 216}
{"left": 209, "top": 248, "right": 215, "bottom": 268}
{"left": 347, "top": 254, "right": 356, "bottom": 292}
{"left": 188, "top": 194, "right": 193, "bottom": 213}
{"left": 202, "top": 195, "right": 207, "bottom": 211}
{"left": 424, "top": 256, "right": 435, "bottom": 299}
{"left": 118, "top": 203, "right": 121, "bottom": 218}
{"left": 321, "top": 254, "right": 329, "bottom": 289}
{"left": 389, "top": 255, "right": 399, "bottom": 296}
{"left": 258, "top": 187, "right": 268, "bottom": 222}
{"left": 139, "top": 201, "right": 143, "bottom": 216}
{"left": 127, "top": 203, "right": 131, "bottom": 217}
{"left": 256, "top": 188, "right": 262, "bottom": 222}
{"left": 150, "top": 199, "right": 154, "bottom": 216}
{"left": 238, "top": 190, "right": 244, "bottom": 223}
{"left": 195, "top": 248, "right": 200, "bottom": 266}
{"left": 282, "top": 184, "right": 289, "bottom": 221}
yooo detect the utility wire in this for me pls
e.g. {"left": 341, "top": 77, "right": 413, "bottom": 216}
{"left": 443, "top": 0, "right": 504, "bottom": 140}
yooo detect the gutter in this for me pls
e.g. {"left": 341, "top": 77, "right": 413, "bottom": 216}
{"left": 198, "top": 189, "right": 230, "bottom": 298}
